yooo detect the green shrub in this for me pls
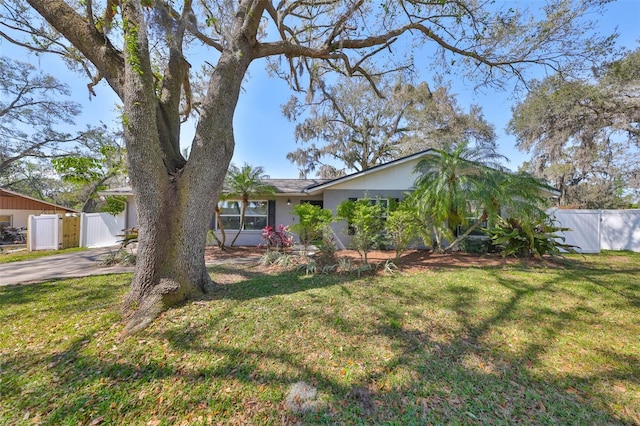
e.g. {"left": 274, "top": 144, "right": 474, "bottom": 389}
{"left": 337, "top": 198, "right": 386, "bottom": 264}
{"left": 290, "top": 203, "right": 334, "bottom": 255}
{"left": 97, "top": 249, "right": 136, "bottom": 266}
{"left": 296, "top": 259, "right": 317, "bottom": 275}
{"left": 459, "top": 237, "right": 491, "bottom": 254}
{"left": 385, "top": 206, "right": 423, "bottom": 259}
{"left": 486, "top": 216, "right": 579, "bottom": 258}
{"left": 260, "top": 250, "right": 296, "bottom": 267}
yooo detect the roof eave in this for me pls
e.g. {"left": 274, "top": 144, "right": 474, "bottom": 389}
{"left": 303, "top": 149, "right": 435, "bottom": 193}
{"left": 0, "top": 188, "right": 81, "bottom": 213}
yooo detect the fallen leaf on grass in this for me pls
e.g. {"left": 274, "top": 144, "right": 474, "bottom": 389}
{"left": 89, "top": 415, "right": 105, "bottom": 425}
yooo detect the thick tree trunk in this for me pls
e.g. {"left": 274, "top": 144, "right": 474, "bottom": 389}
{"left": 117, "top": 2, "right": 251, "bottom": 334}
{"left": 120, "top": 100, "right": 238, "bottom": 334}
{"left": 24, "top": 0, "right": 262, "bottom": 334}
{"left": 121, "top": 180, "right": 217, "bottom": 335}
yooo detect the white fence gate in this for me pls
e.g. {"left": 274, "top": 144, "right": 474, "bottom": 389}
{"left": 28, "top": 212, "right": 126, "bottom": 251}
{"left": 28, "top": 214, "right": 62, "bottom": 251}
{"left": 549, "top": 209, "right": 640, "bottom": 253}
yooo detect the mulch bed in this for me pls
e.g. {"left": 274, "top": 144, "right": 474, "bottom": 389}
{"left": 204, "top": 246, "right": 566, "bottom": 273}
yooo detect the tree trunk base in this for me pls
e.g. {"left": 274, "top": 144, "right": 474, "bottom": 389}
{"left": 120, "top": 275, "right": 216, "bottom": 336}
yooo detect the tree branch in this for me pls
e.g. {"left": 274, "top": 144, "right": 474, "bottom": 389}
{"left": 24, "top": 0, "right": 126, "bottom": 99}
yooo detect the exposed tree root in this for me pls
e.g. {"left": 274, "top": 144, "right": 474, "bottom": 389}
{"left": 120, "top": 276, "right": 216, "bottom": 337}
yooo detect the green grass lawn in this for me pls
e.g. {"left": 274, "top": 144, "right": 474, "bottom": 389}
{"left": 1, "top": 252, "right": 638, "bottom": 424}
{"left": 0, "top": 247, "right": 87, "bottom": 264}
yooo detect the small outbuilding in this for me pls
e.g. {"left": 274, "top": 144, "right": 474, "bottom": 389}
{"left": 0, "top": 188, "right": 79, "bottom": 229}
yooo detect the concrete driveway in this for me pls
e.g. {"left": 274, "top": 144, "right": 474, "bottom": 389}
{"left": 0, "top": 247, "right": 135, "bottom": 286}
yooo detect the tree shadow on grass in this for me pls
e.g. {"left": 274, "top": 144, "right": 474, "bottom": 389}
{"left": 2, "top": 257, "right": 637, "bottom": 424}
{"left": 336, "top": 271, "right": 636, "bottom": 424}
{"left": 152, "top": 266, "right": 635, "bottom": 424}
{"left": 561, "top": 267, "right": 640, "bottom": 308}
{"left": 205, "top": 264, "right": 358, "bottom": 302}
{"left": 0, "top": 332, "right": 181, "bottom": 424}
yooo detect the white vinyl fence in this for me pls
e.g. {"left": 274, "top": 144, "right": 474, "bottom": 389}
{"left": 549, "top": 209, "right": 640, "bottom": 253}
{"left": 600, "top": 210, "right": 640, "bottom": 251}
{"left": 29, "top": 212, "right": 126, "bottom": 251}
{"left": 80, "top": 212, "right": 126, "bottom": 248}
{"left": 28, "top": 214, "right": 62, "bottom": 251}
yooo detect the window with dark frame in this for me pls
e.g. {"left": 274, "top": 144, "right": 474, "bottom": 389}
{"left": 215, "top": 200, "right": 268, "bottom": 231}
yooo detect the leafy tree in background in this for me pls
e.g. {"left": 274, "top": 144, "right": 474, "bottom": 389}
{"left": 401, "top": 81, "right": 496, "bottom": 155}
{"left": 52, "top": 132, "right": 127, "bottom": 212}
{"left": 224, "top": 163, "right": 275, "bottom": 247}
{"left": 0, "top": 159, "right": 66, "bottom": 202}
{"left": 0, "top": 56, "right": 100, "bottom": 176}
{"left": 0, "top": 0, "right": 616, "bottom": 332}
{"left": 509, "top": 47, "right": 640, "bottom": 208}
{"left": 0, "top": 55, "right": 124, "bottom": 209}
{"left": 284, "top": 77, "right": 495, "bottom": 178}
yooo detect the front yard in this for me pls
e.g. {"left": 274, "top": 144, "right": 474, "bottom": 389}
{"left": 0, "top": 251, "right": 638, "bottom": 424}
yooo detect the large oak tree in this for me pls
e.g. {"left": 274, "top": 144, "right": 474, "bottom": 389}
{"left": 1, "top": 0, "right": 615, "bottom": 333}
{"left": 509, "top": 47, "right": 640, "bottom": 208}
{"left": 284, "top": 77, "right": 496, "bottom": 178}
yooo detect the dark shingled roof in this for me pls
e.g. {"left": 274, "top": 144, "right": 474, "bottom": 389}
{"left": 262, "top": 179, "right": 330, "bottom": 193}
{"left": 99, "top": 179, "right": 330, "bottom": 197}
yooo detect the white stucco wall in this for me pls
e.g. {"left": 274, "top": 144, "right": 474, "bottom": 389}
{"left": 0, "top": 209, "right": 48, "bottom": 228}
{"left": 126, "top": 195, "right": 138, "bottom": 229}
{"left": 209, "top": 230, "right": 264, "bottom": 247}
{"left": 318, "top": 159, "right": 420, "bottom": 192}
{"left": 274, "top": 197, "right": 324, "bottom": 243}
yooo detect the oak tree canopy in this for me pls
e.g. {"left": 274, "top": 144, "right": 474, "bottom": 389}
{"left": 510, "top": 47, "right": 640, "bottom": 208}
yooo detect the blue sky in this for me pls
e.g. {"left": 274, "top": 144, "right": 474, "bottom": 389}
{"left": 2, "top": 0, "right": 639, "bottom": 179}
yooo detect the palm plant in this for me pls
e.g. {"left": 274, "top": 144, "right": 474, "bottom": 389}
{"left": 224, "top": 163, "right": 276, "bottom": 247}
{"left": 208, "top": 204, "right": 227, "bottom": 249}
{"left": 412, "top": 141, "right": 549, "bottom": 252}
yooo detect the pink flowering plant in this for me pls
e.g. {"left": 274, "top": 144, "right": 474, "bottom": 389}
{"left": 261, "top": 224, "right": 293, "bottom": 249}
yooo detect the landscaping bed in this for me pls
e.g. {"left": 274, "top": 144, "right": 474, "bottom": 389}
{"left": 204, "top": 245, "right": 569, "bottom": 273}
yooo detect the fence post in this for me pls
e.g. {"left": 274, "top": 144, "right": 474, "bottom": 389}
{"left": 27, "top": 215, "right": 33, "bottom": 252}
{"left": 79, "top": 212, "right": 87, "bottom": 248}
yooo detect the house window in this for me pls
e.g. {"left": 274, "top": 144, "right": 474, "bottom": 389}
{"left": 0, "top": 215, "right": 12, "bottom": 228}
{"left": 216, "top": 200, "right": 268, "bottom": 231}
{"left": 372, "top": 198, "right": 390, "bottom": 218}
